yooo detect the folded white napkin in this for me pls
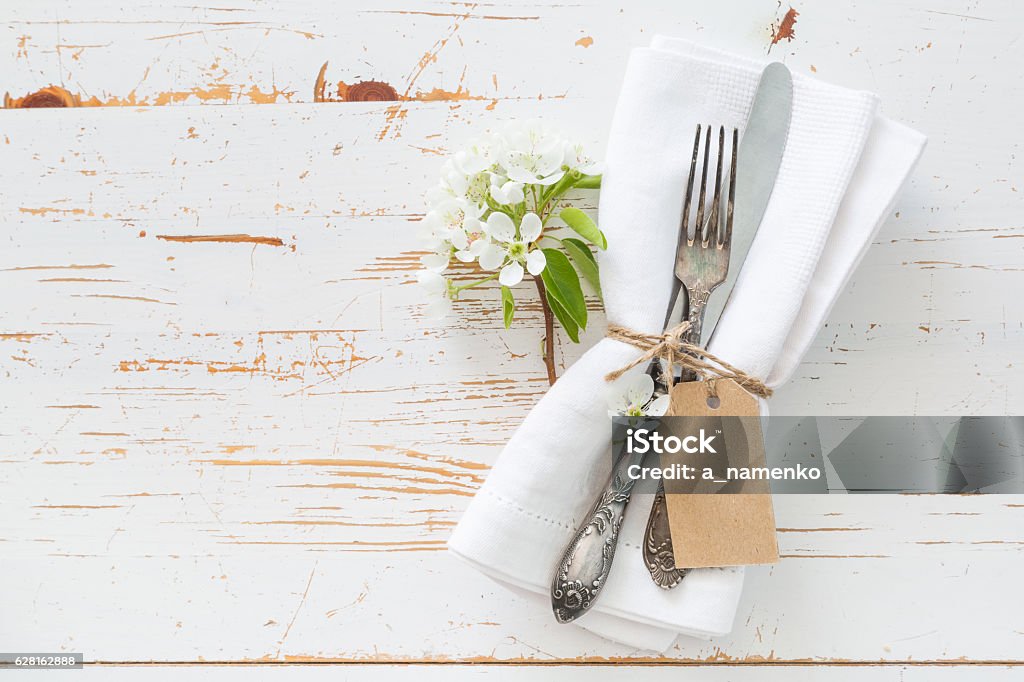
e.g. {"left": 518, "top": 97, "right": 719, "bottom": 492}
{"left": 449, "top": 38, "right": 926, "bottom": 651}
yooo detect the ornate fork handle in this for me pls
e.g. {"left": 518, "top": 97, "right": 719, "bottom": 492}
{"left": 684, "top": 288, "right": 712, "bottom": 349}
{"left": 642, "top": 287, "right": 711, "bottom": 588}
{"left": 643, "top": 488, "right": 687, "bottom": 588}
{"left": 552, "top": 446, "right": 646, "bottom": 623}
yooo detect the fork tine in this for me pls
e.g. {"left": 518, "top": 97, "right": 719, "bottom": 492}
{"left": 705, "top": 125, "right": 725, "bottom": 247}
{"left": 681, "top": 125, "right": 701, "bottom": 244}
{"left": 723, "top": 127, "right": 738, "bottom": 247}
{"left": 694, "top": 125, "right": 711, "bottom": 244}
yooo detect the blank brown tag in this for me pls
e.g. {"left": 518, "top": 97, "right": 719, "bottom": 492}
{"left": 663, "top": 379, "right": 779, "bottom": 568}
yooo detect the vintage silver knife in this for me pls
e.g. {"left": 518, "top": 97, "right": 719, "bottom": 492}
{"left": 699, "top": 61, "right": 793, "bottom": 347}
{"left": 551, "top": 283, "right": 685, "bottom": 624}
{"left": 642, "top": 62, "right": 794, "bottom": 589}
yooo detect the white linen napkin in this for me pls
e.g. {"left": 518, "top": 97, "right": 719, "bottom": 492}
{"left": 449, "top": 38, "right": 926, "bottom": 651}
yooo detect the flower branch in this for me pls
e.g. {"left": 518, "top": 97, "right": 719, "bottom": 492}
{"left": 416, "top": 120, "right": 606, "bottom": 384}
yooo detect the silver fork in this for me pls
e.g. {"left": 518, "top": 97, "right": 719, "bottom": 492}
{"left": 643, "top": 123, "right": 737, "bottom": 589}
{"left": 678, "top": 124, "right": 737, "bottom": 345}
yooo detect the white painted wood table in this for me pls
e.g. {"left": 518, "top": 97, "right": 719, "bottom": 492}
{"left": 2, "top": 1, "right": 1023, "bottom": 679}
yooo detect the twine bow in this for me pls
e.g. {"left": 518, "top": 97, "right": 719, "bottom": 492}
{"left": 604, "top": 322, "right": 773, "bottom": 399}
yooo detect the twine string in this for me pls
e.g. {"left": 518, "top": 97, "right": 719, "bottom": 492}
{"left": 604, "top": 322, "right": 773, "bottom": 399}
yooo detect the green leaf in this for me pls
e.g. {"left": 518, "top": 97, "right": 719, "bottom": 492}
{"left": 562, "top": 238, "right": 602, "bottom": 301}
{"left": 540, "top": 248, "right": 587, "bottom": 329}
{"left": 574, "top": 174, "right": 602, "bottom": 189}
{"left": 501, "top": 286, "right": 515, "bottom": 329}
{"left": 559, "top": 207, "right": 607, "bottom": 250}
{"left": 545, "top": 287, "right": 580, "bottom": 343}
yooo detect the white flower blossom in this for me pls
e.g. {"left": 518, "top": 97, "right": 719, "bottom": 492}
{"left": 478, "top": 212, "right": 547, "bottom": 286}
{"left": 489, "top": 175, "right": 525, "bottom": 205}
{"left": 427, "top": 136, "right": 499, "bottom": 207}
{"left": 565, "top": 141, "right": 602, "bottom": 175}
{"left": 453, "top": 234, "right": 492, "bottom": 264}
{"left": 454, "top": 135, "right": 497, "bottom": 175}
{"left": 417, "top": 270, "right": 451, "bottom": 320}
{"left": 419, "top": 244, "right": 450, "bottom": 272}
{"left": 416, "top": 221, "right": 451, "bottom": 272}
{"left": 419, "top": 197, "right": 486, "bottom": 270}
{"left": 607, "top": 373, "right": 670, "bottom": 418}
{"left": 428, "top": 162, "right": 487, "bottom": 208}
{"left": 438, "top": 160, "right": 470, "bottom": 197}
{"left": 499, "top": 120, "right": 567, "bottom": 186}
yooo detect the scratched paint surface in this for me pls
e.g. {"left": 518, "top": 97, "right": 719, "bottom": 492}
{"left": 1, "top": 0, "right": 1024, "bottom": 673}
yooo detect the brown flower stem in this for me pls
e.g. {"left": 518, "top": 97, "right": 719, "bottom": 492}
{"left": 533, "top": 275, "right": 558, "bottom": 386}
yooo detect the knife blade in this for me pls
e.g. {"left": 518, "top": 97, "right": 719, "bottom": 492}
{"left": 699, "top": 62, "right": 792, "bottom": 346}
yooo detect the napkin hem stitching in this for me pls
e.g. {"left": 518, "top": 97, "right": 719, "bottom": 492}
{"left": 480, "top": 487, "right": 575, "bottom": 532}
{"left": 479, "top": 488, "right": 643, "bottom": 550}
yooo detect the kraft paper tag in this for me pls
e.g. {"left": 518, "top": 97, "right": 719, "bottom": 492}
{"left": 662, "top": 379, "right": 779, "bottom": 568}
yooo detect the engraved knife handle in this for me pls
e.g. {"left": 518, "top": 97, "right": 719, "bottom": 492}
{"left": 551, "top": 446, "right": 645, "bottom": 623}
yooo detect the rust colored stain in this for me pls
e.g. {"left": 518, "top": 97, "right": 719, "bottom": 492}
{"left": 33, "top": 504, "right": 123, "bottom": 509}
{"left": 344, "top": 80, "right": 400, "bottom": 102}
{"left": 5, "top": 85, "right": 79, "bottom": 108}
{"left": 776, "top": 527, "right": 869, "bottom": 533}
{"left": 219, "top": 444, "right": 256, "bottom": 454}
{"left": 359, "top": 252, "right": 432, "bottom": 274}
{"left": 286, "top": 482, "right": 475, "bottom": 498}
{"left": 378, "top": 104, "right": 406, "bottom": 140}
{"left": 313, "top": 61, "right": 329, "bottom": 102}
{"left": 19, "top": 206, "right": 88, "bottom": 217}
{"left": 769, "top": 7, "right": 800, "bottom": 51}
{"left": 271, "top": 466, "right": 469, "bottom": 491}
{"left": 251, "top": 519, "right": 455, "bottom": 529}
{"left": 575, "top": 36, "right": 594, "bottom": 48}
{"left": 0, "top": 333, "right": 46, "bottom": 341}
{"left": 415, "top": 86, "right": 473, "bottom": 102}
{"left": 316, "top": 66, "right": 401, "bottom": 104}
{"left": 318, "top": 10, "right": 470, "bottom": 141}
{"left": 75, "top": 293, "right": 173, "bottom": 305}
{"left": 5, "top": 82, "right": 293, "bottom": 108}
{"left": 118, "top": 356, "right": 267, "bottom": 376}
{"left": 117, "top": 331, "right": 373, "bottom": 383}
{"left": 226, "top": 540, "right": 447, "bottom": 552}
{"left": 193, "top": 457, "right": 486, "bottom": 485}
{"left": 326, "top": 77, "right": 488, "bottom": 106}
{"left": 156, "top": 234, "right": 285, "bottom": 247}
{"left": 367, "top": 9, "right": 538, "bottom": 20}
{"left": 150, "top": 83, "right": 292, "bottom": 106}
{"left": 2, "top": 264, "right": 113, "bottom": 272}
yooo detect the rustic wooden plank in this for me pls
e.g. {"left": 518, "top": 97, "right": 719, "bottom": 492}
{"left": 6, "top": 490, "right": 1024, "bottom": 661}
{"left": 3, "top": 0, "right": 1023, "bottom": 123}
{"left": 1, "top": 100, "right": 1021, "bottom": 414}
